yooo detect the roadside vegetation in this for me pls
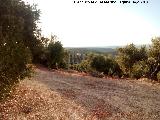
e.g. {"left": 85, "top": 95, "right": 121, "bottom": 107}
{"left": 70, "top": 39, "right": 160, "bottom": 81}
{"left": 0, "top": 1, "right": 160, "bottom": 119}
{"left": 1, "top": 0, "right": 160, "bottom": 100}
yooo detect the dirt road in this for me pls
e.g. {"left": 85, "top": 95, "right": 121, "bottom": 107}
{"left": 34, "top": 68, "right": 160, "bottom": 120}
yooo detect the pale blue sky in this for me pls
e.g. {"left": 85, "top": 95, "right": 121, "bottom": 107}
{"left": 27, "top": 0, "right": 160, "bottom": 47}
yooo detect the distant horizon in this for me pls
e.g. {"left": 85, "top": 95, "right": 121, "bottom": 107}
{"left": 64, "top": 43, "right": 151, "bottom": 48}
{"left": 27, "top": 0, "right": 160, "bottom": 47}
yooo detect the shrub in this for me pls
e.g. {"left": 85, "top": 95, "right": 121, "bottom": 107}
{"left": 148, "top": 37, "right": 160, "bottom": 80}
{"left": 131, "top": 61, "right": 149, "bottom": 79}
{"left": 116, "top": 44, "right": 148, "bottom": 77}
{"left": 109, "top": 60, "right": 123, "bottom": 78}
{"left": 0, "top": 40, "right": 32, "bottom": 100}
{"left": 157, "top": 71, "right": 160, "bottom": 81}
{"left": 0, "top": 0, "right": 37, "bottom": 100}
{"left": 70, "top": 59, "right": 92, "bottom": 73}
{"left": 90, "top": 55, "right": 122, "bottom": 77}
{"left": 47, "top": 41, "right": 65, "bottom": 69}
{"left": 91, "top": 55, "right": 106, "bottom": 72}
{"left": 78, "top": 60, "right": 92, "bottom": 72}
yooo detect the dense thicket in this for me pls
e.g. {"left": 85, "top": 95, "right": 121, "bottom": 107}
{"left": 0, "top": 0, "right": 40, "bottom": 99}
{"left": 0, "top": 0, "right": 42, "bottom": 62}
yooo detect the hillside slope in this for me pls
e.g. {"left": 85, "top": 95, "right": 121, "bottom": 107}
{"left": 1, "top": 67, "right": 160, "bottom": 120}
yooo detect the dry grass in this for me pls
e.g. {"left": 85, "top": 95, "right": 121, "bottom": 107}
{"left": 0, "top": 67, "right": 160, "bottom": 120}
{"left": 0, "top": 79, "right": 87, "bottom": 120}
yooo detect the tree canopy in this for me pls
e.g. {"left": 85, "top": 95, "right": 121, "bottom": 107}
{"left": 0, "top": 0, "right": 40, "bottom": 100}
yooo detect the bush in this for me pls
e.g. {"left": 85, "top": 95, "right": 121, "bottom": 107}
{"left": 0, "top": 41, "right": 32, "bottom": 100}
{"left": 90, "top": 55, "right": 122, "bottom": 77}
{"left": 0, "top": 0, "right": 37, "bottom": 100}
{"left": 116, "top": 44, "right": 148, "bottom": 76}
{"left": 157, "top": 71, "right": 160, "bottom": 81}
{"left": 131, "top": 61, "right": 149, "bottom": 79}
{"left": 145, "top": 37, "right": 160, "bottom": 80}
{"left": 90, "top": 55, "right": 105, "bottom": 72}
{"left": 109, "top": 60, "right": 123, "bottom": 78}
{"left": 70, "top": 59, "right": 92, "bottom": 73}
{"left": 47, "top": 41, "right": 65, "bottom": 69}
{"left": 91, "top": 55, "right": 110, "bottom": 73}
{"left": 78, "top": 60, "right": 91, "bottom": 72}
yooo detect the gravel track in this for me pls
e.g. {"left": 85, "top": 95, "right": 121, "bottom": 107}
{"left": 34, "top": 68, "right": 160, "bottom": 120}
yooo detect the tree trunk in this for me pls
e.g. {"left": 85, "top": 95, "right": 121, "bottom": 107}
{"left": 151, "top": 64, "right": 160, "bottom": 80}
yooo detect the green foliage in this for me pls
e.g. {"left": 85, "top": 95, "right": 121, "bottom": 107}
{"left": 157, "top": 71, "right": 160, "bottom": 81}
{"left": 0, "top": 39, "right": 32, "bottom": 77}
{"left": 116, "top": 44, "right": 148, "bottom": 77}
{"left": 47, "top": 41, "right": 66, "bottom": 69}
{"left": 79, "top": 60, "right": 92, "bottom": 72}
{"left": 91, "top": 55, "right": 108, "bottom": 73}
{"left": 115, "top": 40, "right": 160, "bottom": 80}
{"left": 149, "top": 37, "right": 160, "bottom": 60}
{"left": 90, "top": 54, "right": 122, "bottom": 77}
{"left": 70, "top": 60, "right": 91, "bottom": 72}
{"left": 70, "top": 64, "right": 77, "bottom": 71}
{"left": 108, "top": 59, "right": 123, "bottom": 77}
{"left": 36, "top": 35, "right": 69, "bottom": 69}
{"left": 0, "top": 0, "right": 41, "bottom": 63}
{"left": 0, "top": 0, "right": 38, "bottom": 100}
{"left": 60, "top": 50, "right": 69, "bottom": 69}
{"left": 67, "top": 47, "right": 116, "bottom": 55}
{"left": 148, "top": 37, "right": 160, "bottom": 80}
{"left": 131, "top": 61, "right": 149, "bottom": 79}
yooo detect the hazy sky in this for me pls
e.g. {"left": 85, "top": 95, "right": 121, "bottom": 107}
{"left": 27, "top": 0, "right": 160, "bottom": 47}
